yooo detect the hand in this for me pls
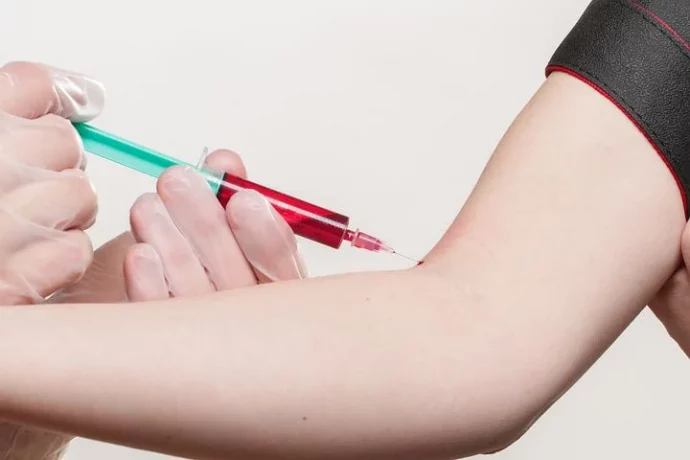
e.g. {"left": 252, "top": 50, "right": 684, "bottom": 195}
{"left": 0, "top": 61, "right": 104, "bottom": 305}
{"left": 125, "top": 149, "right": 307, "bottom": 300}
{"left": 50, "top": 231, "right": 135, "bottom": 304}
{"left": 649, "top": 224, "right": 690, "bottom": 357}
{"left": 54, "top": 147, "right": 307, "bottom": 304}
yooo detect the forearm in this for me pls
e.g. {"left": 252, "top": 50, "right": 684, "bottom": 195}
{"left": 0, "top": 269, "right": 502, "bottom": 459}
{"left": 0, "top": 73, "right": 682, "bottom": 460}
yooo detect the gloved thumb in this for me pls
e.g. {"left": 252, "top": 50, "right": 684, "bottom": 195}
{"left": 226, "top": 189, "right": 307, "bottom": 282}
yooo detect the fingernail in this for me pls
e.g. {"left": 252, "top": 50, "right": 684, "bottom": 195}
{"left": 227, "top": 189, "right": 271, "bottom": 227}
{"left": 159, "top": 166, "right": 207, "bottom": 196}
{"left": 48, "top": 67, "right": 106, "bottom": 122}
{"left": 131, "top": 244, "right": 165, "bottom": 278}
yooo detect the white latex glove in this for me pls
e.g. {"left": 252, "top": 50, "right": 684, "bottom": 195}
{"left": 125, "top": 149, "right": 307, "bottom": 300}
{"left": 49, "top": 231, "right": 134, "bottom": 304}
{"left": 0, "top": 61, "right": 105, "bottom": 459}
{"left": 0, "top": 61, "right": 104, "bottom": 305}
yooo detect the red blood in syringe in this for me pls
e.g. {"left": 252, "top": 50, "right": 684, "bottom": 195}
{"left": 214, "top": 172, "right": 397, "bottom": 253}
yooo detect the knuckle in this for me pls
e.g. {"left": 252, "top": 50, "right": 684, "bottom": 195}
{"left": 64, "top": 170, "right": 98, "bottom": 211}
{"left": 64, "top": 231, "right": 94, "bottom": 280}
{"left": 43, "top": 114, "right": 81, "bottom": 167}
{"left": 163, "top": 251, "right": 206, "bottom": 283}
{"left": 165, "top": 247, "right": 195, "bottom": 268}
{"left": 80, "top": 182, "right": 98, "bottom": 228}
{"left": 78, "top": 173, "right": 97, "bottom": 205}
{"left": 1, "top": 61, "right": 33, "bottom": 73}
{"left": 195, "top": 202, "right": 226, "bottom": 230}
{"left": 0, "top": 61, "right": 33, "bottom": 82}
{"left": 40, "top": 113, "right": 69, "bottom": 130}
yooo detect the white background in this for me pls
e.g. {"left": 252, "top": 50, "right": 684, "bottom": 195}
{"left": 3, "top": 1, "right": 690, "bottom": 459}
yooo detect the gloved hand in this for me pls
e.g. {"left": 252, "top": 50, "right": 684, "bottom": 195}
{"left": 54, "top": 151, "right": 307, "bottom": 304}
{"left": 49, "top": 231, "right": 135, "bottom": 304}
{"left": 125, "top": 148, "right": 307, "bottom": 300}
{"left": 0, "top": 61, "right": 104, "bottom": 460}
{"left": 0, "top": 61, "right": 104, "bottom": 305}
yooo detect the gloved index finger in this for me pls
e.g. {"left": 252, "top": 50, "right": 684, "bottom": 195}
{"left": 155, "top": 165, "right": 257, "bottom": 290}
{"left": 0, "top": 62, "right": 105, "bottom": 121}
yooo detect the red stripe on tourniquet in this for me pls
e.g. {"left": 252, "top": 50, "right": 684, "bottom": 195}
{"left": 546, "top": 64, "right": 689, "bottom": 216}
{"left": 627, "top": 0, "right": 690, "bottom": 52}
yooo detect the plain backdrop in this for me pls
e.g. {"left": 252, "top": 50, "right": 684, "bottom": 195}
{"left": 2, "top": 1, "right": 689, "bottom": 459}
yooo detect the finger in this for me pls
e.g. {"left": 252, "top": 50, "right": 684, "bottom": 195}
{"left": 156, "top": 166, "right": 257, "bottom": 290}
{"left": 650, "top": 267, "right": 690, "bottom": 356}
{"left": 54, "top": 231, "right": 135, "bottom": 304}
{"left": 227, "top": 189, "right": 307, "bottom": 282}
{"left": 0, "top": 114, "right": 84, "bottom": 171}
{"left": 203, "top": 149, "right": 248, "bottom": 179}
{"left": 0, "top": 62, "right": 105, "bottom": 121}
{"left": 129, "top": 192, "right": 214, "bottom": 297}
{"left": 124, "top": 243, "right": 169, "bottom": 302}
{"left": 680, "top": 225, "right": 690, "bottom": 269}
{"left": 1, "top": 230, "right": 92, "bottom": 304}
{"left": 0, "top": 169, "right": 97, "bottom": 234}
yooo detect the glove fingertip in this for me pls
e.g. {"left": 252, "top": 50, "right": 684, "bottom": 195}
{"left": 48, "top": 67, "right": 106, "bottom": 122}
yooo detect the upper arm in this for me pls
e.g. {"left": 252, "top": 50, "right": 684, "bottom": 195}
{"left": 424, "top": 71, "right": 685, "bottom": 434}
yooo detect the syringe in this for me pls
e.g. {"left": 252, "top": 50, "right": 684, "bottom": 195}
{"left": 74, "top": 123, "right": 416, "bottom": 260}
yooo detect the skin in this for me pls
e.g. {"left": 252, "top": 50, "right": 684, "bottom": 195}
{"left": 0, "top": 71, "right": 684, "bottom": 460}
{"left": 649, "top": 232, "right": 690, "bottom": 357}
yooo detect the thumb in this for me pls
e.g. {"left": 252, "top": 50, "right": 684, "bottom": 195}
{"left": 648, "top": 222, "right": 690, "bottom": 357}
{"left": 0, "top": 61, "right": 105, "bottom": 121}
{"left": 681, "top": 222, "right": 690, "bottom": 269}
{"left": 226, "top": 189, "right": 307, "bottom": 283}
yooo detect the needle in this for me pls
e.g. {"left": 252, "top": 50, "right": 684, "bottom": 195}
{"left": 392, "top": 251, "right": 420, "bottom": 263}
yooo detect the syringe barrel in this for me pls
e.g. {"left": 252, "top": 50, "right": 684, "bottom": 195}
{"left": 210, "top": 171, "right": 350, "bottom": 249}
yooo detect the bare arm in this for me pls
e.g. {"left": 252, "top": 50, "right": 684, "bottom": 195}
{"left": 0, "top": 72, "right": 683, "bottom": 460}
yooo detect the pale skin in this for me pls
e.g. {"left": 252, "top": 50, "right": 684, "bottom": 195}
{"left": 649, "top": 236, "right": 690, "bottom": 356}
{"left": 0, "top": 69, "right": 687, "bottom": 460}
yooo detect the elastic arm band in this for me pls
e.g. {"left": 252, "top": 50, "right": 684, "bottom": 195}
{"left": 547, "top": 0, "right": 690, "bottom": 216}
